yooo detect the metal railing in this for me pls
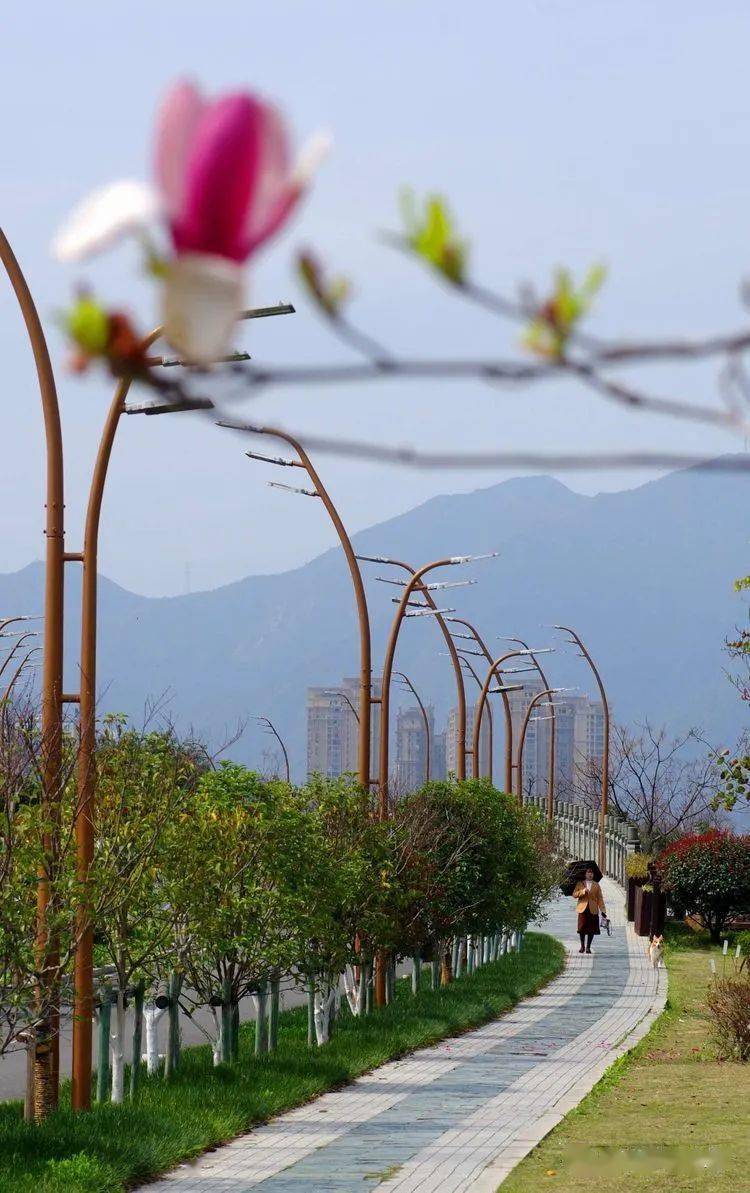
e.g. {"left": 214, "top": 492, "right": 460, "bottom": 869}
{"left": 521, "top": 794, "right": 639, "bottom": 887}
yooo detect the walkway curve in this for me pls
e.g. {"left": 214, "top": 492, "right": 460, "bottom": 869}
{"left": 143, "top": 878, "right": 666, "bottom": 1192}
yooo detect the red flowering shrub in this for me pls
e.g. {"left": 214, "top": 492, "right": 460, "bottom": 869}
{"left": 656, "top": 831, "right": 750, "bottom": 941}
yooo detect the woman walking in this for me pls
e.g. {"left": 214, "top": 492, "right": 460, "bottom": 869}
{"left": 572, "top": 867, "right": 606, "bottom": 954}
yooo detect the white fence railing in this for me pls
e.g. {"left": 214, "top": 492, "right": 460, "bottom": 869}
{"left": 520, "top": 794, "right": 640, "bottom": 887}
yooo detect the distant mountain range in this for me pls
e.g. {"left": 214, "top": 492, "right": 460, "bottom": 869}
{"left": 1, "top": 459, "right": 747, "bottom": 779}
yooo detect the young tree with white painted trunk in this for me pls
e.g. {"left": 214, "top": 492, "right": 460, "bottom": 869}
{"left": 90, "top": 717, "right": 207, "bottom": 1101}
{"left": 167, "top": 765, "right": 307, "bottom": 1064}
{"left": 294, "top": 776, "right": 393, "bottom": 1042}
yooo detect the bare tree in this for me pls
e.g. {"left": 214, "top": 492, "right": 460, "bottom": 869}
{"left": 562, "top": 722, "right": 724, "bottom": 851}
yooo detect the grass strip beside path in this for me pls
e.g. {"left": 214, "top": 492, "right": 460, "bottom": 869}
{"left": 503, "top": 924, "right": 750, "bottom": 1193}
{"left": 0, "top": 933, "right": 563, "bottom": 1193}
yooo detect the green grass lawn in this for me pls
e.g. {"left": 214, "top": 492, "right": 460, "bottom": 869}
{"left": 503, "top": 925, "right": 750, "bottom": 1193}
{"left": 0, "top": 933, "right": 563, "bottom": 1192}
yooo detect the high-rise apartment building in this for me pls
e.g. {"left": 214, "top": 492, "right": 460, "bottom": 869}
{"left": 446, "top": 705, "right": 491, "bottom": 776}
{"left": 477, "top": 680, "right": 604, "bottom": 799}
{"left": 394, "top": 703, "right": 435, "bottom": 793}
{"left": 306, "top": 677, "right": 381, "bottom": 779}
{"left": 432, "top": 729, "right": 447, "bottom": 781}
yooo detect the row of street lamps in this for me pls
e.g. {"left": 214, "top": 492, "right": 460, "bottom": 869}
{"left": 1, "top": 228, "right": 609, "bottom": 1117}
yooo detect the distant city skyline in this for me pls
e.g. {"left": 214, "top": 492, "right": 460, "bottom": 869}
{"left": 306, "top": 674, "right": 605, "bottom": 797}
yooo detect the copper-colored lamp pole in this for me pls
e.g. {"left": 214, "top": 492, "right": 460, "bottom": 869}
{"left": 257, "top": 715, "right": 291, "bottom": 782}
{"left": 323, "top": 690, "right": 360, "bottom": 723}
{"left": 454, "top": 654, "right": 493, "bottom": 780}
{"left": 394, "top": 671, "right": 430, "bottom": 783}
{"left": 516, "top": 688, "right": 565, "bottom": 800}
{"left": 72, "top": 356, "right": 158, "bottom": 1112}
{"left": 72, "top": 313, "right": 293, "bottom": 1111}
{"left": 365, "top": 554, "right": 483, "bottom": 1008}
{"left": 376, "top": 559, "right": 462, "bottom": 813}
{"left": 360, "top": 555, "right": 479, "bottom": 786}
{"left": 445, "top": 618, "right": 512, "bottom": 788}
{"left": 242, "top": 427, "right": 372, "bottom": 790}
{"left": 471, "top": 649, "right": 539, "bottom": 794}
{"left": 0, "top": 229, "right": 67, "bottom": 1117}
{"left": 554, "top": 626, "right": 610, "bottom": 873}
{"left": 503, "top": 637, "right": 558, "bottom": 821}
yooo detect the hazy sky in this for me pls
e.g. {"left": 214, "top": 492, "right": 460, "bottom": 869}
{"left": 1, "top": 1, "right": 748, "bottom": 596}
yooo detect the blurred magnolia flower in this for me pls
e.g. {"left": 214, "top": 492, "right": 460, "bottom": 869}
{"left": 53, "top": 80, "right": 330, "bottom": 362}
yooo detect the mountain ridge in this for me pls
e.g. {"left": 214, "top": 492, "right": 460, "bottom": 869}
{"left": 1, "top": 459, "right": 747, "bottom": 778}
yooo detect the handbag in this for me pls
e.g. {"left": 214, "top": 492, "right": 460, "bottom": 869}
{"left": 600, "top": 913, "right": 612, "bottom": 936}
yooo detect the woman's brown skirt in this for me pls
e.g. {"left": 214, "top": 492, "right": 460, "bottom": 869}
{"left": 577, "top": 908, "right": 600, "bottom": 936}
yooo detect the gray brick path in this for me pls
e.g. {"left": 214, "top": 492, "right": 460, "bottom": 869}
{"left": 143, "top": 878, "right": 666, "bottom": 1191}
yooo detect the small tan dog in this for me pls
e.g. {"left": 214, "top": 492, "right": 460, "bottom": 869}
{"left": 647, "top": 934, "right": 664, "bottom": 969}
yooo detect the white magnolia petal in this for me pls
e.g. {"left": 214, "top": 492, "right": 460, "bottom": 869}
{"left": 52, "top": 180, "right": 160, "bottom": 262}
{"left": 291, "top": 130, "right": 333, "bottom": 188}
{"left": 161, "top": 253, "right": 245, "bottom": 363}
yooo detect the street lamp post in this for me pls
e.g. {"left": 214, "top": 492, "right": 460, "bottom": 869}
{"left": 241, "top": 427, "right": 372, "bottom": 790}
{"left": 445, "top": 617, "right": 514, "bottom": 789}
{"left": 364, "top": 553, "right": 494, "bottom": 1007}
{"left": 0, "top": 230, "right": 67, "bottom": 1116}
{"left": 72, "top": 309, "right": 293, "bottom": 1112}
{"left": 376, "top": 559, "right": 461, "bottom": 810}
{"left": 394, "top": 671, "right": 431, "bottom": 783}
{"left": 359, "top": 554, "right": 496, "bottom": 785}
{"left": 256, "top": 716, "right": 291, "bottom": 782}
{"left": 502, "top": 637, "right": 558, "bottom": 821}
{"left": 554, "top": 626, "right": 611, "bottom": 873}
{"left": 516, "top": 689, "right": 570, "bottom": 801}
{"left": 471, "top": 648, "right": 553, "bottom": 797}
{"left": 322, "top": 690, "right": 360, "bottom": 723}
{"left": 452, "top": 655, "right": 492, "bottom": 778}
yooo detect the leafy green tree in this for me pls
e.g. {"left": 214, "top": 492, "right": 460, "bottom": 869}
{"left": 392, "top": 779, "right": 561, "bottom": 983}
{"left": 167, "top": 763, "right": 309, "bottom": 1063}
{"left": 656, "top": 830, "right": 750, "bottom": 942}
{"left": 293, "top": 774, "right": 392, "bottom": 1040}
{"left": 90, "top": 716, "right": 207, "bottom": 1100}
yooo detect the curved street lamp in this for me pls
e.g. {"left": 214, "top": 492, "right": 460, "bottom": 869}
{"left": 516, "top": 689, "right": 571, "bottom": 801}
{"left": 322, "top": 689, "right": 360, "bottom": 723}
{"left": 394, "top": 671, "right": 430, "bottom": 783}
{"left": 256, "top": 716, "right": 291, "bottom": 782}
{"left": 502, "top": 637, "right": 558, "bottom": 820}
{"left": 363, "top": 552, "right": 495, "bottom": 1006}
{"left": 444, "top": 617, "right": 513, "bottom": 789}
{"left": 471, "top": 648, "right": 551, "bottom": 797}
{"left": 553, "top": 625, "right": 611, "bottom": 873}
{"left": 359, "top": 554, "right": 497, "bottom": 789}
{"left": 72, "top": 308, "right": 292, "bottom": 1111}
{"left": 241, "top": 426, "right": 373, "bottom": 791}
{"left": 363, "top": 554, "right": 496, "bottom": 803}
{"left": 1, "top": 230, "right": 66, "bottom": 1115}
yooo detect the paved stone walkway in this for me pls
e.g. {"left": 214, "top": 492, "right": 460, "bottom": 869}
{"left": 144, "top": 878, "right": 666, "bottom": 1191}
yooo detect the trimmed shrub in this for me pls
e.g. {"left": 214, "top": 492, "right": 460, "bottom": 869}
{"left": 656, "top": 831, "right": 750, "bottom": 942}
{"left": 625, "top": 852, "right": 654, "bottom": 881}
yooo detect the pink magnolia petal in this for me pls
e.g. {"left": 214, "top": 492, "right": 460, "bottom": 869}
{"left": 171, "top": 94, "right": 263, "bottom": 262}
{"left": 244, "top": 188, "right": 299, "bottom": 258}
{"left": 243, "top": 128, "right": 330, "bottom": 257}
{"left": 243, "top": 102, "right": 290, "bottom": 247}
{"left": 154, "top": 79, "right": 206, "bottom": 221}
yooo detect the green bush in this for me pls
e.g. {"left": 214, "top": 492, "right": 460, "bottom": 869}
{"left": 625, "top": 852, "right": 653, "bottom": 880}
{"left": 656, "top": 831, "right": 750, "bottom": 942}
